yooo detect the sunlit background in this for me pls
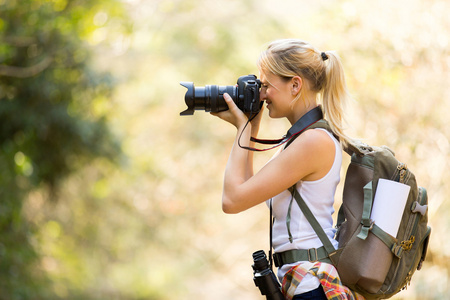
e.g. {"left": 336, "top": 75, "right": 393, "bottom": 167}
{"left": 1, "top": 0, "right": 449, "bottom": 299}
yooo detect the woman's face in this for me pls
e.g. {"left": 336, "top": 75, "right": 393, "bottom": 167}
{"left": 259, "top": 71, "right": 294, "bottom": 119}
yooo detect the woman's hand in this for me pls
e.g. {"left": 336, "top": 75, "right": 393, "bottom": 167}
{"left": 210, "top": 93, "right": 248, "bottom": 129}
{"left": 211, "top": 93, "right": 264, "bottom": 133}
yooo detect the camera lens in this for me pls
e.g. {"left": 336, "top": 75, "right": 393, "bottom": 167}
{"left": 180, "top": 82, "right": 237, "bottom": 115}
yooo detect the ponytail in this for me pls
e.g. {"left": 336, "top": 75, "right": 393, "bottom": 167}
{"left": 321, "top": 51, "right": 351, "bottom": 147}
{"left": 258, "top": 39, "right": 352, "bottom": 147}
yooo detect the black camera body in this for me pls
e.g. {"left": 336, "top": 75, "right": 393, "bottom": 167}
{"left": 180, "top": 74, "right": 262, "bottom": 115}
{"left": 252, "top": 250, "right": 285, "bottom": 300}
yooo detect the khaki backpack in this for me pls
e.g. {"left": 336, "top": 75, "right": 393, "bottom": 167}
{"left": 274, "top": 120, "right": 431, "bottom": 299}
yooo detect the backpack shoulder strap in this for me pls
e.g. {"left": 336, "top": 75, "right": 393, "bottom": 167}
{"left": 288, "top": 187, "right": 337, "bottom": 256}
{"left": 283, "top": 119, "right": 339, "bottom": 245}
{"left": 296, "top": 119, "right": 365, "bottom": 157}
{"left": 283, "top": 119, "right": 350, "bottom": 256}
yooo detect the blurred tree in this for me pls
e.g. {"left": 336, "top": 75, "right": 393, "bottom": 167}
{"left": 0, "top": 0, "right": 129, "bottom": 298}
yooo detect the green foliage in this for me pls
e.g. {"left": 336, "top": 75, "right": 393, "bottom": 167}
{"left": 0, "top": 0, "right": 128, "bottom": 298}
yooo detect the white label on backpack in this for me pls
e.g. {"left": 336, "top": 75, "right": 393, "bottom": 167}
{"left": 371, "top": 179, "right": 411, "bottom": 238}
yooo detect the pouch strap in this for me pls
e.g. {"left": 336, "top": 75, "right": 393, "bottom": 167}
{"left": 371, "top": 224, "right": 397, "bottom": 249}
{"left": 356, "top": 181, "right": 374, "bottom": 240}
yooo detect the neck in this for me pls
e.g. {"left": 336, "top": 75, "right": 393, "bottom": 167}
{"left": 288, "top": 102, "right": 319, "bottom": 125}
{"left": 287, "top": 90, "right": 318, "bottom": 125}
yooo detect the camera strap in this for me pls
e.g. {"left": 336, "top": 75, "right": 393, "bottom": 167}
{"left": 269, "top": 198, "right": 274, "bottom": 269}
{"left": 239, "top": 105, "right": 324, "bottom": 151}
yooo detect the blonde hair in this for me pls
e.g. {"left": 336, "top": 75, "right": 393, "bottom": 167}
{"left": 257, "top": 39, "right": 351, "bottom": 146}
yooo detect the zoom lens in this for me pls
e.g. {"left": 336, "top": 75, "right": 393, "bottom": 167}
{"left": 180, "top": 83, "right": 237, "bottom": 115}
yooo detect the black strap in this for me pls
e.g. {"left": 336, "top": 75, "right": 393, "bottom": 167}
{"left": 242, "top": 106, "right": 324, "bottom": 152}
{"left": 269, "top": 199, "right": 274, "bottom": 269}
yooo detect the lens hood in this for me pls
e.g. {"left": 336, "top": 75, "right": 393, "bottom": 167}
{"left": 180, "top": 82, "right": 195, "bottom": 115}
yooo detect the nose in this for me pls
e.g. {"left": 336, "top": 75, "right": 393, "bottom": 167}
{"left": 260, "top": 88, "right": 266, "bottom": 102}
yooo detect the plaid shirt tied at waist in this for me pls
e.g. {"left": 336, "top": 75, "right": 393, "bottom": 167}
{"left": 282, "top": 262, "right": 365, "bottom": 300}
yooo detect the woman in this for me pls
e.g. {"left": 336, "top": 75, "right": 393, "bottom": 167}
{"left": 212, "top": 39, "right": 357, "bottom": 300}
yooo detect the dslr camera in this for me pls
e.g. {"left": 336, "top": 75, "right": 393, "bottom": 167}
{"left": 180, "top": 74, "right": 262, "bottom": 115}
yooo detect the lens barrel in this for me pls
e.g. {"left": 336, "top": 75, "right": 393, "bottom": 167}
{"left": 180, "top": 83, "right": 237, "bottom": 115}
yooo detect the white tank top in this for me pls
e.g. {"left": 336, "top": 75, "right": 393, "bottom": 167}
{"left": 266, "top": 129, "right": 342, "bottom": 294}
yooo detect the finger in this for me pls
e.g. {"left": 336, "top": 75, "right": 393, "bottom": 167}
{"left": 223, "top": 93, "right": 236, "bottom": 107}
{"left": 223, "top": 93, "right": 231, "bottom": 101}
{"left": 224, "top": 93, "right": 243, "bottom": 115}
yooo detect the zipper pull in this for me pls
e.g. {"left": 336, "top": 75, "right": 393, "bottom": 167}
{"left": 397, "top": 162, "right": 408, "bottom": 183}
{"left": 411, "top": 201, "right": 428, "bottom": 216}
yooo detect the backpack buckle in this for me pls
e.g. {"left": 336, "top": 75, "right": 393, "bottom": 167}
{"left": 308, "top": 248, "right": 319, "bottom": 262}
{"left": 361, "top": 218, "right": 374, "bottom": 230}
{"left": 273, "top": 253, "right": 283, "bottom": 268}
{"left": 357, "top": 219, "right": 375, "bottom": 240}
{"left": 391, "top": 244, "right": 404, "bottom": 258}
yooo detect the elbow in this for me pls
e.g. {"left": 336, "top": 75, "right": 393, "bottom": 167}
{"left": 222, "top": 196, "right": 241, "bottom": 214}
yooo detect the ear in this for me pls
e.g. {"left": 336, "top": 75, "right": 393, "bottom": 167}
{"left": 291, "top": 76, "right": 302, "bottom": 95}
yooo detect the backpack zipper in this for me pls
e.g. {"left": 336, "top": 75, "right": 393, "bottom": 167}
{"left": 385, "top": 185, "right": 427, "bottom": 293}
{"left": 407, "top": 188, "right": 426, "bottom": 242}
{"left": 400, "top": 227, "right": 431, "bottom": 291}
{"left": 392, "top": 162, "right": 409, "bottom": 183}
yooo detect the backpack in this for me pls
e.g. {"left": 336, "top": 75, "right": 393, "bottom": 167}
{"left": 276, "top": 119, "right": 431, "bottom": 299}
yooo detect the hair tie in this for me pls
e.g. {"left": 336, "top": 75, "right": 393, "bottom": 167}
{"left": 321, "top": 52, "right": 328, "bottom": 61}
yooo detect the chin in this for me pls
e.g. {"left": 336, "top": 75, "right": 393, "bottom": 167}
{"left": 268, "top": 111, "right": 282, "bottom": 119}
{"left": 267, "top": 106, "right": 284, "bottom": 119}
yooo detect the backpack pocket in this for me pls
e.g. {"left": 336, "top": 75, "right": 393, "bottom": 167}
{"left": 335, "top": 224, "right": 393, "bottom": 294}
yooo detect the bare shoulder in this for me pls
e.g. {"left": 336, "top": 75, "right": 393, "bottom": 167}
{"left": 283, "top": 128, "right": 336, "bottom": 180}
{"left": 287, "top": 128, "right": 335, "bottom": 154}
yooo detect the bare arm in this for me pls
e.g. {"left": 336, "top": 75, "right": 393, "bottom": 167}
{"left": 212, "top": 94, "right": 335, "bottom": 214}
